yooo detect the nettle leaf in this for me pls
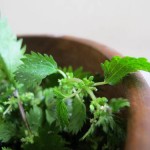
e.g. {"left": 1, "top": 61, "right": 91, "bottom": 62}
{"left": 46, "top": 109, "right": 56, "bottom": 125}
{"left": 101, "top": 56, "right": 150, "bottom": 85}
{"left": 96, "top": 114, "right": 115, "bottom": 133}
{"left": 56, "top": 100, "right": 69, "bottom": 128}
{"left": 23, "top": 129, "right": 69, "bottom": 150}
{"left": 15, "top": 52, "right": 58, "bottom": 88}
{"left": 26, "top": 106, "right": 43, "bottom": 132}
{"left": 0, "top": 66, "right": 6, "bottom": 81}
{"left": 2, "top": 147, "right": 12, "bottom": 150}
{"left": 44, "top": 88, "right": 57, "bottom": 125}
{"left": 44, "top": 88, "right": 56, "bottom": 107}
{"left": 0, "top": 122, "right": 16, "bottom": 142}
{"left": 106, "top": 123, "right": 126, "bottom": 150}
{"left": 110, "top": 98, "right": 130, "bottom": 113}
{"left": 62, "top": 66, "right": 91, "bottom": 79}
{"left": 0, "top": 18, "right": 25, "bottom": 80}
{"left": 69, "top": 99, "right": 86, "bottom": 134}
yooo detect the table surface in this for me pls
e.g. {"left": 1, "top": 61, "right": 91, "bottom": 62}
{"left": 1, "top": 0, "right": 150, "bottom": 86}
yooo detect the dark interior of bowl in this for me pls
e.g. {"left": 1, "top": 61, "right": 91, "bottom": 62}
{"left": 22, "top": 36, "right": 106, "bottom": 73}
{"left": 20, "top": 36, "right": 150, "bottom": 150}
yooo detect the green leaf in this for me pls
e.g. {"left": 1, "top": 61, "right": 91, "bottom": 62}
{"left": 15, "top": 52, "right": 58, "bottom": 88}
{"left": 2, "top": 147, "right": 12, "bottom": 150}
{"left": 82, "top": 124, "right": 95, "bottom": 140}
{"left": 0, "top": 68, "right": 6, "bottom": 81}
{"left": 26, "top": 106, "right": 43, "bottom": 132}
{"left": 54, "top": 87, "right": 66, "bottom": 99}
{"left": 0, "top": 122, "right": 16, "bottom": 142}
{"left": 110, "top": 98, "right": 130, "bottom": 113}
{"left": 62, "top": 66, "right": 91, "bottom": 79}
{"left": 106, "top": 122, "right": 126, "bottom": 150}
{"left": 44, "top": 88, "right": 56, "bottom": 107}
{"left": 23, "top": 131, "right": 69, "bottom": 150}
{"left": 44, "top": 88, "right": 57, "bottom": 125}
{"left": 96, "top": 114, "right": 115, "bottom": 133}
{"left": 56, "top": 100, "right": 69, "bottom": 128}
{"left": 46, "top": 109, "right": 56, "bottom": 125}
{"left": 0, "top": 18, "right": 25, "bottom": 81}
{"left": 69, "top": 99, "right": 86, "bottom": 134}
{"left": 101, "top": 56, "right": 150, "bottom": 85}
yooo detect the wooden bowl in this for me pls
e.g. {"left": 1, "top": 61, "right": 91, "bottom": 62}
{"left": 20, "top": 35, "right": 150, "bottom": 150}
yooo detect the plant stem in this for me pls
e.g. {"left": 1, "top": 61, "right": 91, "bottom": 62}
{"left": 18, "top": 100, "right": 31, "bottom": 132}
{"left": 94, "top": 81, "right": 107, "bottom": 86}
{"left": 64, "top": 89, "right": 81, "bottom": 100}
{"left": 72, "top": 88, "right": 83, "bottom": 101}
{"left": 13, "top": 90, "right": 31, "bottom": 133}
{"left": 3, "top": 105, "right": 12, "bottom": 116}
{"left": 86, "top": 88, "right": 97, "bottom": 100}
{"left": 63, "top": 78, "right": 82, "bottom": 84}
{"left": 58, "top": 69, "right": 67, "bottom": 78}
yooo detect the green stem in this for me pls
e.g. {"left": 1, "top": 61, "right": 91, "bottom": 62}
{"left": 58, "top": 69, "right": 67, "bottom": 78}
{"left": 3, "top": 105, "right": 12, "bottom": 117}
{"left": 94, "top": 81, "right": 107, "bottom": 86}
{"left": 86, "top": 88, "right": 97, "bottom": 100}
{"left": 72, "top": 78, "right": 82, "bottom": 82}
{"left": 73, "top": 88, "right": 82, "bottom": 101}
{"left": 61, "top": 77, "right": 82, "bottom": 83}
{"left": 63, "top": 89, "right": 81, "bottom": 100}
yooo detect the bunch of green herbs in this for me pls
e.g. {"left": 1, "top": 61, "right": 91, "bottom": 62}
{"left": 0, "top": 18, "right": 150, "bottom": 150}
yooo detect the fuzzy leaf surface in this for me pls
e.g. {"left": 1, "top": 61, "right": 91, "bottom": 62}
{"left": 69, "top": 99, "right": 86, "bottom": 134}
{"left": 23, "top": 128, "right": 69, "bottom": 150}
{"left": 2, "top": 147, "right": 12, "bottom": 150}
{"left": 0, "top": 18, "right": 25, "bottom": 80}
{"left": 56, "top": 100, "right": 69, "bottom": 127}
{"left": 46, "top": 109, "right": 56, "bottom": 125}
{"left": 15, "top": 52, "right": 58, "bottom": 88}
{"left": 101, "top": 56, "right": 150, "bottom": 85}
{"left": 62, "top": 66, "right": 91, "bottom": 79}
{"left": 44, "top": 88, "right": 57, "bottom": 125}
{"left": 0, "top": 122, "right": 16, "bottom": 142}
{"left": 26, "top": 106, "right": 43, "bottom": 132}
{"left": 110, "top": 98, "right": 130, "bottom": 113}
